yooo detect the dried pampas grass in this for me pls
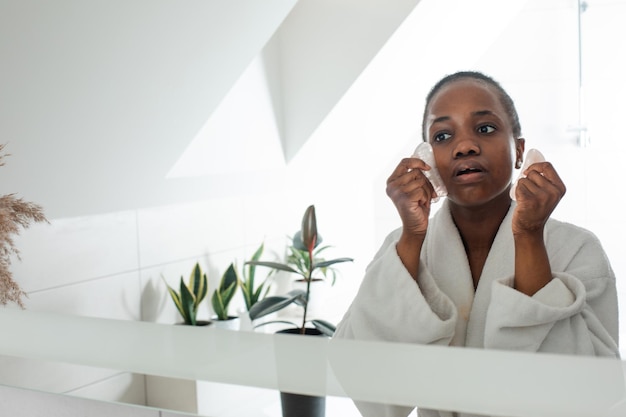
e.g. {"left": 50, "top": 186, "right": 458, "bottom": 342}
{"left": 1, "top": 144, "right": 48, "bottom": 307}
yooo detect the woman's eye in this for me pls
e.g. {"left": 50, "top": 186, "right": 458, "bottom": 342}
{"left": 478, "top": 125, "right": 496, "bottom": 134}
{"left": 433, "top": 132, "right": 452, "bottom": 142}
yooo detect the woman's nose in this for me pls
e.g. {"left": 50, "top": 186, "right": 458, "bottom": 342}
{"left": 453, "top": 132, "right": 480, "bottom": 158}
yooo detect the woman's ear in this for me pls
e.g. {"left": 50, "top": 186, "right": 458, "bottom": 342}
{"left": 515, "top": 138, "right": 525, "bottom": 169}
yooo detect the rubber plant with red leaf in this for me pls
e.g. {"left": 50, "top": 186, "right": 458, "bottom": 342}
{"left": 245, "top": 205, "right": 353, "bottom": 335}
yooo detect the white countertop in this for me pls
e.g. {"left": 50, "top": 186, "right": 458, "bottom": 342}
{"left": 1, "top": 308, "right": 625, "bottom": 417}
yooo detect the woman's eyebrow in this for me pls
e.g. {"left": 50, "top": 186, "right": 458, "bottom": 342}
{"left": 472, "top": 110, "right": 498, "bottom": 118}
{"left": 430, "top": 115, "right": 450, "bottom": 125}
{"left": 429, "top": 110, "right": 500, "bottom": 127}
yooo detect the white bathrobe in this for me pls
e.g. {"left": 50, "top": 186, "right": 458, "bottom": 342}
{"left": 333, "top": 200, "right": 619, "bottom": 417}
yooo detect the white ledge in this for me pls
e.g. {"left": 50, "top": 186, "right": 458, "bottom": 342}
{"left": 1, "top": 309, "right": 625, "bottom": 417}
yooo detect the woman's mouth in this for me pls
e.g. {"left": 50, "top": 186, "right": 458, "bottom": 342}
{"left": 456, "top": 167, "right": 483, "bottom": 176}
{"left": 453, "top": 162, "right": 486, "bottom": 183}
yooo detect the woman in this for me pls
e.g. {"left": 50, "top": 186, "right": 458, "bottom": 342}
{"left": 333, "top": 71, "right": 619, "bottom": 417}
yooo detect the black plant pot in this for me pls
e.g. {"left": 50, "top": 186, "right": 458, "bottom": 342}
{"left": 280, "top": 392, "right": 326, "bottom": 417}
{"left": 278, "top": 327, "right": 324, "bottom": 336}
{"left": 175, "top": 320, "right": 212, "bottom": 326}
{"left": 277, "top": 328, "right": 326, "bottom": 417}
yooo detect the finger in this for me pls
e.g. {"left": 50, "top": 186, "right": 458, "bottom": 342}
{"left": 389, "top": 169, "right": 422, "bottom": 190}
{"left": 524, "top": 162, "right": 555, "bottom": 185}
{"left": 404, "top": 174, "right": 436, "bottom": 198}
{"left": 387, "top": 158, "right": 431, "bottom": 184}
{"left": 387, "top": 172, "right": 436, "bottom": 204}
{"left": 515, "top": 176, "right": 547, "bottom": 199}
{"left": 523, "top": 162, "right": 567, "bottom": 196}
{"left": 388, "top": 160, "right": 430, "bottom": 186}
{"left": 515, "top": 175, "right": 564, "bottom": 206}
{"left": 402, "top": 185, "right": 434, "bottom": 208}
{"left": 388, "top": 171, "right": 434, "bottom": 198}
{"left": 406, "top": 156, "right": 432, "bottom": 171}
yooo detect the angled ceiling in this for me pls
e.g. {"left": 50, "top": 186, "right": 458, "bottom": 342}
{"left": 1, "top": 0, "right": 423, "bottom": 218}
{"left": 1, "top": 0, "right": 298, "bottom": 218}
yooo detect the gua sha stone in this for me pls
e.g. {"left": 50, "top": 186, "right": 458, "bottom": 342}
{"left": 413, "top": 142, "right": 448, "bottom": 202}
{"left": 510, "top": 148, "right": 546, "bottom": 201}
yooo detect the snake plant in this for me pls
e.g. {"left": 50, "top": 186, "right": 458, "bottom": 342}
{"left": 163, "top": 262, "right": 208, "bottom": 325}
{"left": 211, "top": 263, "right": 239, "bottom": 321}
{"left": 240, "top": 242, "right": 273, "bottom": 312}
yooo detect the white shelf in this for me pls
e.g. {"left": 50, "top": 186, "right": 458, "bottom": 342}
{"left": 1, "top": 309, "right": 625, "bottom": 417}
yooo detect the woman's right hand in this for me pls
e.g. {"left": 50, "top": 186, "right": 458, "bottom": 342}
{"left": 386, "top": 157, "right": 437, "bottom": 238}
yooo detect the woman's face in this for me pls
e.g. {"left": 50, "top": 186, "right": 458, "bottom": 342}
{"left": 424, "top": 79, "right": 524, "bottom": 207}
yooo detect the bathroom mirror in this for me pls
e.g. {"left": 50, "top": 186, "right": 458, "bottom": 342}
{"left": 1, "top": 0, "right": 625, "bottom": 415}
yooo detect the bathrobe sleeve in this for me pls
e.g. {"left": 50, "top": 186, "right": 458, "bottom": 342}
{"left": 334, "top": 229, "right": 457, "bottom": 345}
{"left": 484, "top": 220, "right": 620, "bottom": 357}
{"left": 333, "top": 230, "right": 457, "bottom": 417}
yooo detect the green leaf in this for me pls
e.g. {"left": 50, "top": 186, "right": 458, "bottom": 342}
{"left": 198, "top": 272, "right": 208, "bottom": 305}
{"left": 245, "top": 260, "right": 301, "bottom": 275}
{"left": 313, "top": 257, "right": 354, "bottom": 269}
{"left": 312, "top": 244, "right": 332, "bottom": 257}
{"left": 293, "top": 231, "right": 323, "bottom": 251}
{"left": 241, "top": 245, "right": 265, "bottom": 311}
{"left": 311, "top": 319, "right": 336, "bottom": 337}
{"left": 248, "top": 293, "right": 303, "bottom": 321}
{"left": 221, "top": 263, "right": 239, "bottom": 292}
{"left": 288, "top": 289, "right": 307, "bottom": 307}
{"left": 212, "top": 263, "right": 240, "bottom": 320}
{"left": 252, "top": 285, "right": 265, "bottom": 303}
{"left": 251, "top": 243, "right": 265, "bottom": 261}
{"left": 292, "top": 231, "right": 306, "bottom": 251}
{"left": 260, "top": 283, "right": 272, "bottom": 299}
{"left": 163, "top": 280, "right": 185, "bottom": 319}
{"left": 189, "top": 263, "right": 201, "bottom": 297}
{"left": 246, "top": 243, "right": 264, "bottom": 284}
{"left": 221, "top": 281, "right": 237, "bottom": 310}
{"left": 253, "top": 320, "right": 299, "bottom": 330}
{"left": 241, "top": 280, "right": 253, "bottom": 310}
{"left": 180, "top": 278, "right": 196, "bottom": 325}
{"left": 211, "top": 289, "right": 227, "bottom": 320}
{"left": 287, "top": 246, "right": 309, "bottom": 268}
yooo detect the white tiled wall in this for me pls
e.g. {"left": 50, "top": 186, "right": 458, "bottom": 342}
{"left": 4, "top": 194, "right": 294, "bottom": 405}
{"left": 2, "top": 187, "right": 368, "bottom": 415}
{"left": 0, "top": 384, "right": 190, "bottom": 417}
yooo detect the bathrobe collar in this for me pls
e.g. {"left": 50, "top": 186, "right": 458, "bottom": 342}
{"left": 424, "top": 199, "right": 516, "bottom": 348}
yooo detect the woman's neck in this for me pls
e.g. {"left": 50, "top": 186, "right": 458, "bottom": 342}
{"left": 448, "top": 193, "right": 512, "bottom": 288}
{"left": 448, "top": 193, "right": 512, "bottom": 252}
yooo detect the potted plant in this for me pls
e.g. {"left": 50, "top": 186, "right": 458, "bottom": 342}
{"left": 237, "top": 242, "right": 274, "bottom": 330}
{"left": 239, "top": 242, "right": 274, "bottom": 312}
{"left": 245, "top": 204, "right": 353, "bottom": 417}
{"left": 210, "top": 262, "right": 239, "bottom": 329}
{"left": 284, "top": 231, "right": 346, "bottom": 316}
{"left": 246, "top": 205, "right": 352, "bottom": 335}
{"left": 1, "top": 144, "right": 48, "bottom": 308}
{"left": 163, "top": 262, "right": 210, "bottom": 326}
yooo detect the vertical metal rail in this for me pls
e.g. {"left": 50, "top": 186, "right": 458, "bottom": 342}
{"left": 577, "top": 0, "right": 589, "bottom": 147}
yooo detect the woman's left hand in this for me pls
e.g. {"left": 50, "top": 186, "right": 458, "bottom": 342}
{"left": 512, "top": 161, "right": 567, "bottom": 236}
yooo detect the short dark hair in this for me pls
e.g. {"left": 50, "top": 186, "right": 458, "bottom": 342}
{"left": 421, "top": 71, "right": 522, "bottom": 141}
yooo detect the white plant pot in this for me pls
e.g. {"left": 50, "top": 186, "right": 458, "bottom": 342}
{"left": 211, "top": 316, "right": 240, "bottom": 331}
{"left": 237, "top": 308, "right": 254, "bottom": 332}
